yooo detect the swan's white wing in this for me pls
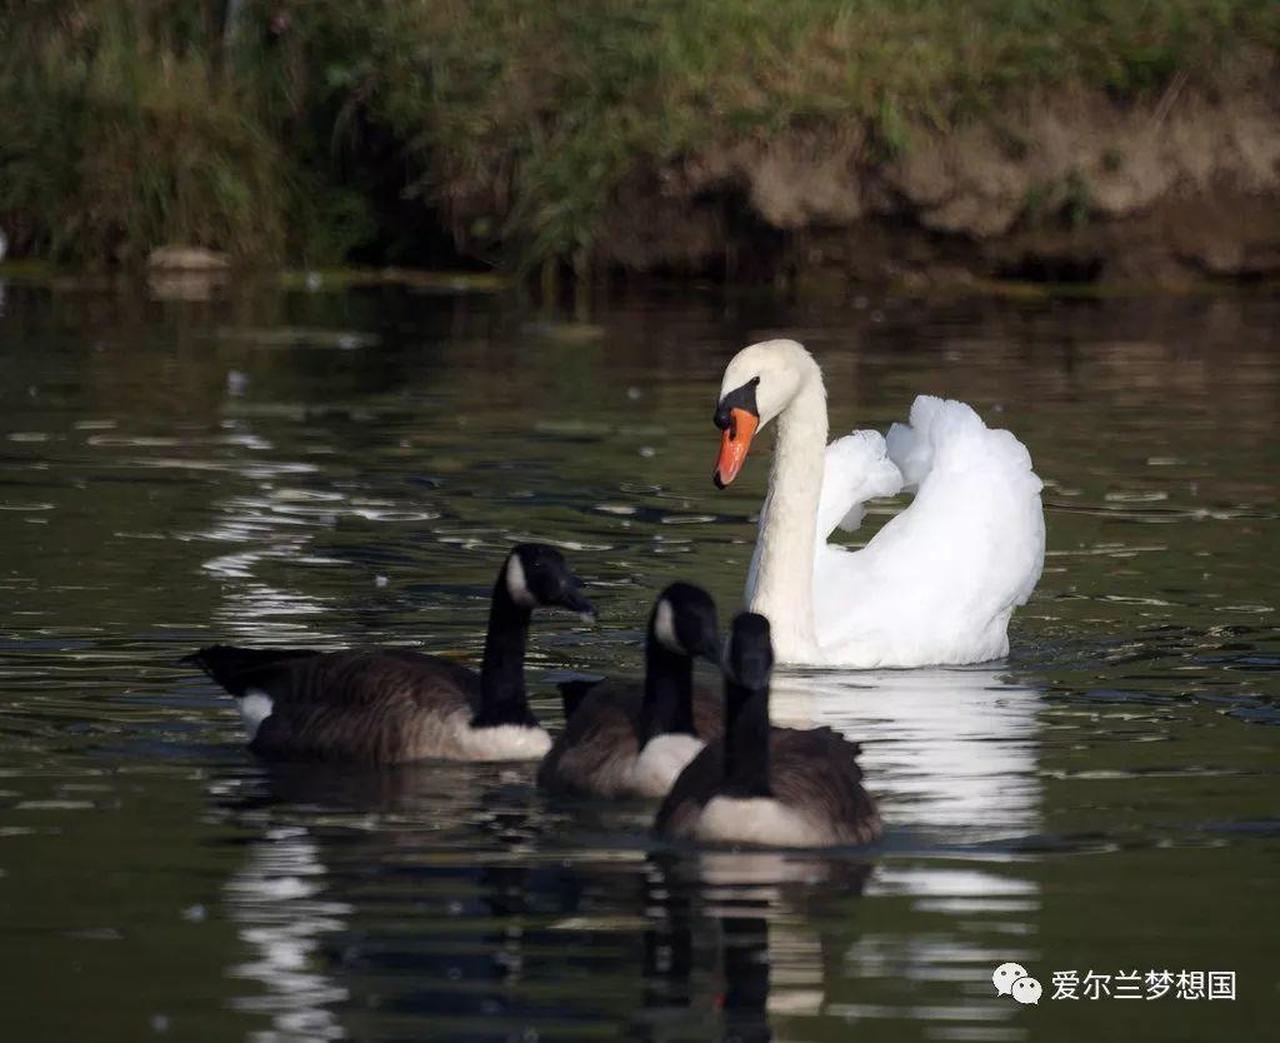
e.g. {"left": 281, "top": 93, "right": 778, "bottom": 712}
{"left": 813, "top": 396, "right": 1045, "bottom": 667}
{"left": 815, "top": 430, "right": 904, "bottom": 540}
{"left": 884, "top": 393, "right": 962, "bottom": 490}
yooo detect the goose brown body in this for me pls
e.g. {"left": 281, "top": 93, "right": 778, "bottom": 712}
{"left": 654, "top": 612, "right": 882, "bottom": 848}
{"left": 537, "top": 583, "right": 723, "bottom": 798}
{"left": 189, "top": 646, "right": 536, "bottom": 762}
{"left": 538, "top": 681, "right": 722, "bottom": 796}
{"left": 187, "top": 544, "right": 593, "bottom": 764}
{"left": 655, "top": 725, "right": 882, "bottom": 846}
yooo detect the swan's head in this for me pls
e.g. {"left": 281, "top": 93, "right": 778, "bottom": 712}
{"left": 713, "top": 339, "right": 820, "bottom": 488}
{"left": 724, "top": 612, "right": 774, "bottom": 694}
{"left": 504, "top": 543, "right": 596, "bottom": 621}
{"left": 649, "top": 581, "right": 721, "bottom": 662}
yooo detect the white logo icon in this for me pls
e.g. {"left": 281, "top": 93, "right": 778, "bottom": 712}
{"left": 993, "top": 962, "right": 1028, "bottom": 996}
{"left": 993, "top": 962, "right": 1041, "bottom": 1005}
{"left": 1011, "top": 977, "right": 1042, "bottom": 1005}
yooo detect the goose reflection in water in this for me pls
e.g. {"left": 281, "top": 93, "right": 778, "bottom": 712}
{"left": 217, "top": 763, "right": 554, "bottom": 1040}
{"left": 644, "top": 851, "right": 875, "bottom": 1042}
{"left": 210, "top": 659, "right": 1044, "bottom": 1041}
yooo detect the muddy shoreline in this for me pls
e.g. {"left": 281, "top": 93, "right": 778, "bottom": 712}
{"left": 577, "top": 62, "right": 1280, "bottom": 289}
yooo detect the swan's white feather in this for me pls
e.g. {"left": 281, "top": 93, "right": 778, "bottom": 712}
{"left": 730, "top": 338, "right": 1045, "bottom": 668}
{"left": 811, "top": 394, "right": 1044, "bottom": 667}
{"left": 815, "top": 429, "right": 905, "bottom": 538}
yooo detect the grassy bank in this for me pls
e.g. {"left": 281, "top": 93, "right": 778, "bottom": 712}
{"left": 2, "top": 1, "right": 1277, "bottom": 272}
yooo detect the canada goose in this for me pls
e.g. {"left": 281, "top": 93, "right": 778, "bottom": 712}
{"left": 537, "top": 582, "right": 723, "bottom": 798}
{"left": 712, "top": 339, "right": 1044, "bottom": 666}
{"left": 186, "top": 543, "right": 595, "bottom": 763}
{"left": 655, "top": 613, "right": 882, "bottom": 847}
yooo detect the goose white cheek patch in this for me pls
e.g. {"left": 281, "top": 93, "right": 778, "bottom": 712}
{"left": 653, "top": 599, "right": 685, "bottom": 654}
{"left": 505, "top": 554, "right": 537, "bottom": 607}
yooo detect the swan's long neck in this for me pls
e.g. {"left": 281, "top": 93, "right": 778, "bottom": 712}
{"left": 749, "top": 375, "right": 826, "bottom": 659}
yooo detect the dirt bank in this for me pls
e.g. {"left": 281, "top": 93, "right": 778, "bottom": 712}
{"left": 585, "top": 57, "right": 1280, "bottom": 287}
{"left": 9, "top": 4, "right": 1279, "bottom": 283}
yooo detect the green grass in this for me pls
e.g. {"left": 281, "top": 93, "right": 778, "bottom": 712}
{"left": 1, "top": 3, "right": 288, "bottom": 264}
{"left": 2, "top": 0, "right": 1277, "bottom": 270}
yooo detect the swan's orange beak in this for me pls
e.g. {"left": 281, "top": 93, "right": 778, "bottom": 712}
{"left": 713, "top": 408, "right": 758, "bottom": 488}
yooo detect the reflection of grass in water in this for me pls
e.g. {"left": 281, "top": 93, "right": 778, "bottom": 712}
{"left": 3, "top": 1, "right": 1278, "bottom": 271}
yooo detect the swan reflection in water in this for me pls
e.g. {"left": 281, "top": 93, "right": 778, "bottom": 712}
{"left": 223, "top": 823, "right": 351, "bottom": 1041}
{"left": 768, "top": 663, "right": 1042, "bottom": 843}
{"left": 766, "top": 663, "right": 1045, "bottom": 1033}
{"left": 634, "top": 662, "right": 1044, "bottom": 1039}
{"left": 212, "top": 662, "right": 1044, "bottom": 1041}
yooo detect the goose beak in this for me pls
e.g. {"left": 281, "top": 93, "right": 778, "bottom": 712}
{"left": 559, "top": 588, "right": 597, "bottom": 623}
{"left": 713, "top": 408, "right": 758, "bottom": 488}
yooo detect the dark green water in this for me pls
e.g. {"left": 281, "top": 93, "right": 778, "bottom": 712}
{"left": 0, "top": 281, "right": 1276, "bottom": 1042}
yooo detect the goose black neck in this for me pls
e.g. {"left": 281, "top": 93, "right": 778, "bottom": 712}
{"left": 473, "top": 575, "right": 536, "bottom": 728}
{"left": 722, "top": 681, "right": 772, "bottom": 798}
{"left": 641, "top": 633, "right": 696, "bottom": 743}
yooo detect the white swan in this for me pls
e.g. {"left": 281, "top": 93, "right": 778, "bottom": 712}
{"left": 712, "top": 339, "right": 1045, "bottom": 668}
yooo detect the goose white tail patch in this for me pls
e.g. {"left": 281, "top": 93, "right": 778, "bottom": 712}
{"left": 238, "top": 689, "right": 274, "bottom": 742}
{"left": 696, "top": 796, "right": 830, "bottom": 848}
{"left": 506, "top": 553, "right": 537, "bottom": 608}
{"left": 629, "top": 733, "right": 703, "bottom": 796}
{"left": 652, "top": 598, "right": 685, "bottom": 654}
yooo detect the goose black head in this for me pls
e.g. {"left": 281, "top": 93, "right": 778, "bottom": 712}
{"left": 725, "top": 612, "right": 774, "bottom": 693}
{"left": 649, "top": 581, "right": 721, "bottom": 662}
{"left": 504, "top": 543, "right": 596, "bottom": 620}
